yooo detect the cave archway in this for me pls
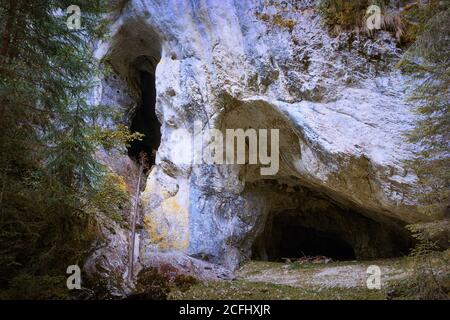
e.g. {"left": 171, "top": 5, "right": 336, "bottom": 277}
{"left": 250, "top": 184, "right": 414, "bottom": 262}
{"left": 218, "top": 98, "right": 414, "bottom": 263}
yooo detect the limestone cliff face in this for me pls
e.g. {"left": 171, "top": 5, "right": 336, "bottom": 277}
{"left": 86, "top": 0, "right": 432, "bottom": 294}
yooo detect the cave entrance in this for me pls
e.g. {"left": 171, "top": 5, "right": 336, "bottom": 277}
{"left": 127, "top": 57, "right": 161, "bottom": 166}
{"left": 250, "top": 184, "right": 414, "bottom": 263}
{"left": 219, "top": 96, "right": 415, "bottom": 264}
{"left": 264, "top": 215, "right": 356, "bottom": 261}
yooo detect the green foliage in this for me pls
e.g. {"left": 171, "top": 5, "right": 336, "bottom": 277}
{"left": 1, "top": 274, "right": 70, "bottom": 300}
{"left": 90, "top": 124, "right": 144, "bottom": 151}
{"left": 89, "top": 172, "right": 130, "bottom": 224}
{"left": 399, "top": 0, "right": 443, "bottom": 44}
{"left": 401, "top": 225, "right": 449, "bottom": 299}
{"left": 0, "top": 0, "right": 133, "bottom": 298}
{"left": 398, "top": 2, "right": 450, "bottom": 217}
{"left": 392, "top": 2, "right": 450, "bottom": 299}
{"left": 407, "top": 224, "right": 439, "bottom": 257}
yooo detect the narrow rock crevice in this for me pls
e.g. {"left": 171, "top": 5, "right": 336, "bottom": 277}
{"left": 128, "top": 65, "right": 161, "bottom": 166}
{"left": 104, "top": 19, "right": 162, "bottom": 166}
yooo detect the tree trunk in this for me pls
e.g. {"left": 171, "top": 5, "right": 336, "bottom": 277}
{"left": 128, "top": 159, "right": 143, "bottom": 283}
{"left": 1, "top": 0, "right": 19, "bottom": 58}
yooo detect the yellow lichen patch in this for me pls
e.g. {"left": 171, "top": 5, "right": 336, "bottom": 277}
{"left": 143, "top": 190, "right": 190, "bottom": 251}
{"left": 160, "top": 195, "right": 190, "bottom": 250}
{"left": 141, "top": 168, "right": 190, "bottom": 250}
{"left": 143, "top": 214, "right": 169, "bottom": 244}
{"left": 162, "top": 196, "right": 183, "bottom": 213}
{"left": 115, "top": 174, "right": 129, "bottom": 194}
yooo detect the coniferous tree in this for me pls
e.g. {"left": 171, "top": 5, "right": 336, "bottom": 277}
{"left": 0, "top": 0, "right": 117, "bottom": 296}
{"left": 399, "top": 1, "right": 450, "bottom": 217}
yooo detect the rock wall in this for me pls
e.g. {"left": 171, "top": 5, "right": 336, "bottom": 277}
{"left": 86, "top": 0, "right": 434, "bottom": 292}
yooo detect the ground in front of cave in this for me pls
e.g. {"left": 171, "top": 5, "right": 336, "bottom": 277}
{"left": 169, "top": 251, "right": 449, "bottom": 300}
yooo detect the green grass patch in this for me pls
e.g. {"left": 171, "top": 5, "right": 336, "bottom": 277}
{"left": 168, "top": 279, "right": 385, "bottom": 300}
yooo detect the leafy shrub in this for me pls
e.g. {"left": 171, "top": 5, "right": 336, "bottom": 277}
{"left": 399, "top": 225, "right": 450, "bottom": 300}
{"left": 398, "top": 2, "right": 450, "bottom": 218}
{"left": 90, "top": 124, "right": 144, "bottom": 151}
{"left": 89, "top": 173, "right": 131, "bottom": 224}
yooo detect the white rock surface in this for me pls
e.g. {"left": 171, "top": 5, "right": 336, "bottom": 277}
{"left": 89, "top": 0, "right": 430, "bottom": 282}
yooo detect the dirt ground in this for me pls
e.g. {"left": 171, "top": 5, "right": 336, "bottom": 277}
{"left": 169, "top": 252, "right": 450, "bottom": 300}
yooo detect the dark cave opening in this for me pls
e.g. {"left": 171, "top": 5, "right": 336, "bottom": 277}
{"left": 250, "top": 185, "right": 414, "bottom": 263}
{"left": 267, "top": 215, "right": 356, "bottom": 261}
{"left": 128, "top": 70, "right": 161, "bottom": 165}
